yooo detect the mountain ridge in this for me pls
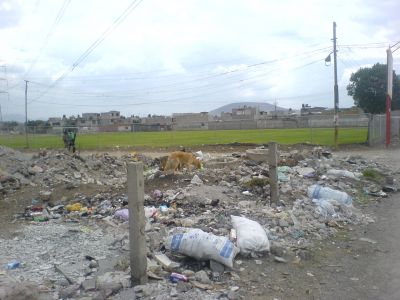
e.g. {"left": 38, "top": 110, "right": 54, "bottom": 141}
{"left": 209, "top": 102, "right": 287, "bottom": 116}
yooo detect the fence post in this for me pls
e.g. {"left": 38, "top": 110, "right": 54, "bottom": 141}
{"left": 127, "top": 162, "right": 148, "bottom": 285}
{"left": 269, "top": 142, "right": 279, "bottom": 206}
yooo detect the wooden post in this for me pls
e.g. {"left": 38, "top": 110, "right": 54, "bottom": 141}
{"left": 269, "top": 142, "right": 279, "bottom": 206}
{"left": 127, "top": 162, "right": 148, "bottom": 285}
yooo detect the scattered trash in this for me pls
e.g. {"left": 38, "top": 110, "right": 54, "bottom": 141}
{"left": 153, "top": 189, "right": 163, "bottom": 199}
{"left": 195, "top": 151, "right": 204, "bottom": 161}
{"left": 0, "top": 145, "right": 392, "bottom": 299}
{"left": 154, "top": 254, "right": 180, "bottom": 271}
{"left": 144, "top": 206, "right": 157, "bottom": 218}
{"left": 115, "top": 209, "right": 129, "bottom": 221}
{"left": 190, "top": 175, "right": 203, "bottom": 185}
{"left": 327, "top": 169, "right": 360, "bottom": 180}
{"left": 359, "top": 237, "right": 377, "bottom": 244}
{"left": 242, "top": 191, "right": 253, "bottom": 196}
{"left": 159, "top": 205, "right": 169, "bottom": 214}
{"left": 166, "top": 228, "right": 239, "bottom": 268}
{"left": 66, "top": 203, "right": 83, "bottom": 212}
{"left": 312, "top": 198, "right": 336, "bottom": 219}
{"left": 6, "top": 260, "right": 21, "bottom": 270}
{"left": 169, "top": 272, "right": 188, "bottom": 283}
{"left": 33, "top": 216, "right": 49, "bottom": 222}
{"left": 295, "top": 167, "right": 315, "bottom": 177}
{"left": 308, "top": 185, "right": 353, "bottom": 206}
{"left": 363, "top": 188, "right": 388, "bottom": 198}
{"left": 274, "top": 256, "right": 287, "bottom": 263}
{"left": 231, "top": 215, "right": 270, "bottom": 256}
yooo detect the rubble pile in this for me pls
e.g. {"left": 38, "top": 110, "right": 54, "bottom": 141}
{"left": 0, "top": 145, "right": 396, "bottom": 299}
{"left": 0, "top": 146, "right": 155, "bottom": 195}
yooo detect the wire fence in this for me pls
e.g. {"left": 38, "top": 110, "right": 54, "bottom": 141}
{"left": 368, "top": 113, "right": 400, "bottom": 146}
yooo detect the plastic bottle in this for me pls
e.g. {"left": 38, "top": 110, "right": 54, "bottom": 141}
{"left": 308, "top": 184, "right": 352, "bottom": 206}
{"left": 169, "top": 272, "right": 188, "bottom": 283}
{"left": 6, "top": 260, "right": 20, "bottom": 270}
{"left": 312, "top": 198, "right": 336, "bottom": 217}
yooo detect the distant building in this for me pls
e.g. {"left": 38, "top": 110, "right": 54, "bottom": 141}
{"left": 48, "top": 117, "right": 63, "bottom": 127}
{"left": 81, "top": 113, "right": 101, "bottom": 126}
{"left": 221, "top": 106, "right": 260, "bottom": 121}
{"left": 100, "top": 111, "right": 122, "bottom": 126}
{"left": 300, "top": 104, "right": 327, "bottom": 115}
{"left": 172, "top": 112, "right": 210, "bottom": 130}
{"left": 141, "top": 115, "right": 173, "bottom": 126}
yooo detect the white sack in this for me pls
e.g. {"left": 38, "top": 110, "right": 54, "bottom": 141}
{"left": 231, "top": 215, "right": 270, "bottom": 256}
{"left": 166, "top": 228, "right": 238, "bottom": 268}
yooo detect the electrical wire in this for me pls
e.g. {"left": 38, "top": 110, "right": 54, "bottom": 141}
{"left": 25, "top": 57, "right": 326, "bottom": 108}
{"left": 24, "top": 0, "right": 71, "bottom": 78}
{"left": 24, "top": 46, "right": 330, "bottom": 98}
{"left": 29, "top": 0, "right": 144, "bottom": 104}
{"left": 26, "top": 56, "right": 325, "bottom": 101}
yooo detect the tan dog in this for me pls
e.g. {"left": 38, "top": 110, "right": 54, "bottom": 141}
{"left": 164, "top": 151, "right": 201, "bottom": 174}
{"left": 158, "top": 156, "right": 169, "bottom": 171}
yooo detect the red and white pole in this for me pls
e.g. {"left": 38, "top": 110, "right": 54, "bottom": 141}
{"left": 386, "top": 47, "right": 393, "bottom": 148}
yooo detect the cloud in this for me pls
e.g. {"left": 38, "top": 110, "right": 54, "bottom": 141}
{"left": 0, "top": 0, "right": 398, "bottom": 120}
{"left": 0, "top": 1, "right": 21, "bottom": 28}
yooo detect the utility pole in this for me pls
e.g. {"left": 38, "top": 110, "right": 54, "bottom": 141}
{"left": 0, "top": 65, "right": 10, "bottom": 123}
{"left": 333, "top": 22, "right": 339, "bottom": 149}
{"left": 25, "top": 80, "right": 29, "bottom": 148}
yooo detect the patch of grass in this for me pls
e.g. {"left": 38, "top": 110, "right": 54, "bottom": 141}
{"left": 244, "top": 177, "right": 269, "bottom": 188}
{"left": 0, "top": 127, "right": 368, "bottom": 150}
{"left": 354, "top": 190, "right": 373, "bottom": 205}
{"left": 362, "top": 168, "right": 385, "bottom": 183}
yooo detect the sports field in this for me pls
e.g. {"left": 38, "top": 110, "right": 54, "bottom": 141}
{"left": 0, "top": 128, "right": 367, "bottom": 150}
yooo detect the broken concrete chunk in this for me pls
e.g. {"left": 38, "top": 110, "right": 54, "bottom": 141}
{"left": 154, "top": 253, "right": 180, "bottom": 271}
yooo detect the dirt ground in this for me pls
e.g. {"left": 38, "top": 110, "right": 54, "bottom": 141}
{"left": 1, "top": 144, "right": 400, "bottom": 300}
{"left": 245, "top": 146, "right": 400, "bottom": 300}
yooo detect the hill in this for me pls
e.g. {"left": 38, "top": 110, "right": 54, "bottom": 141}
{"left": 209, "top": 102, "right": 287, "bottom": 116}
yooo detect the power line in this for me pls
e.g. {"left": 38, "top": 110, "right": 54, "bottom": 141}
{"left": 25, "top": 91, "right": 333, "bottom": 108}
{"left": 29, "top": 0, "right": 144, "bottom": 103}
{"left": 390, "top": 41, "right": 400, "bottom": 48}
{"left": 25, "top": 46, "right": 329, "bottom": 99}
{"left": 24, "top": 0, "right": 71, "bottom": 78}
{"left": 26, "top": 57, "right": 326, "bottom": 109}
{"left": 27, "top": 56, "right": 325, "bottom": 101}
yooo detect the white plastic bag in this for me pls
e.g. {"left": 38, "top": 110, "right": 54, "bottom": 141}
{"left": 231, "top": 215, "right": 270, "bottom": 256}
{"left": 165, "top": 228, "right": 239, "bottom": 268}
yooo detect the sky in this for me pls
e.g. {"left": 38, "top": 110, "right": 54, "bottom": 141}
{"left": 0, "top": 0, "right": 399, "bottom": 121}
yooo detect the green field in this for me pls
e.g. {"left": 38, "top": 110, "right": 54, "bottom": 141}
{"left": 0, "top": 128, "right": 368, "bottom": 150}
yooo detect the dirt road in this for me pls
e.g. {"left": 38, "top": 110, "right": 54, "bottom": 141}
{"left": 308, "top": 147, "right": 400, "bottom": 300}
{"left": 224, "top": 146, "right": 400, "bottom": 300}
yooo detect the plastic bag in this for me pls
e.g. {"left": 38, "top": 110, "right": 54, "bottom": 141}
{"left": 231, "top": 215, "right": 270, "bottom": 256}
{"left": 115, "top": 209, "right": 129, "bottom": 220}
{"left": 165, "top": 228, "right": 239, "bottom": 268}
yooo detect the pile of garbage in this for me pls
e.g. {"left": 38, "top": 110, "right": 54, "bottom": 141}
{"left": 0, "top": 145, "right": 397, "bottom": 300}
{"left": 0, "top": 146, "right": 158, "bottom": 195}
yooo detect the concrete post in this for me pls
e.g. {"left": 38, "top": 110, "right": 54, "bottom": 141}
{"left": 269, "top": 142, "right": 279, "bottom": 206}
{"left": 127, "top": 162, "right": 148, "bottom": 285}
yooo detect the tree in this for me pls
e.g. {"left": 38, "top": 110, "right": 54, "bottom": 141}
{"left": 347, "top": 63, "right": 400, "bottom": 114}
{"left": 27, "top": 120, "right": 50, "bottom": 134}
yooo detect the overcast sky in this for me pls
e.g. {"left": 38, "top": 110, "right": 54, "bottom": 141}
{"left": 0, "top": 0, "right": 399, "bottom": 120}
